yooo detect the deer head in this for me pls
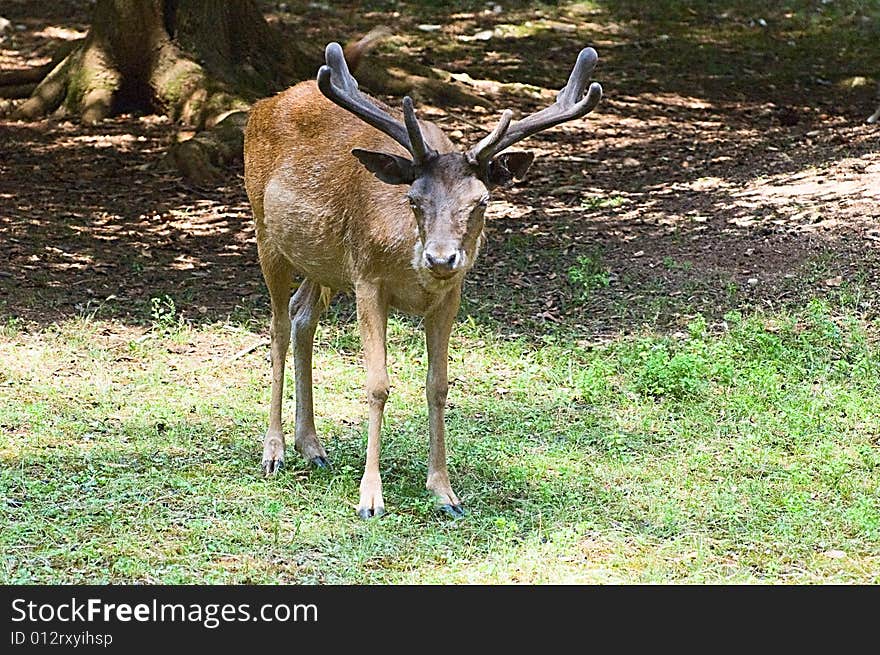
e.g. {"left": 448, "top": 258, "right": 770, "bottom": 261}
{"left": 317, "top": 42, "right": 603, "bottom": 281}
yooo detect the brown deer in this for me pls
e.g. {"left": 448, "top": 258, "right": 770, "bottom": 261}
{"left": 243, "top": 41, "right": 602, "bottom": 518}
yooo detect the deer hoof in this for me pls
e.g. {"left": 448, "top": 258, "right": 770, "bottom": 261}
{"left": 310, "top": 455, "right": 331, "bottom": 469}
{"left": 295, "top": 434, "right": 328, "bottom": 465}
{"left": 440, "top": 503, "right": 465, "bottom": 518}
{"left": 357, "top": 506, "right": 385, "bottom": 520}
{"left": 262, "top": 457, "right": 283, "bottom": 476}
{"left": 262, "top": 434, "right": 285, "bottom": 477}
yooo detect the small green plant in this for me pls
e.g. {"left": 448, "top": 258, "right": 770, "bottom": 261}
{"left": 264, "top": 500, "right": 283, "bottom": 547}
{"left": 567, "top": 253, "right": 610, "bottom": 300}
{"left": 150, "top": 295, "right": 184, "bottom": 335}
{"left": 662, "top": 257, "right": 693, "bottom": 271}
{"left": 1, "top": 315, "right": 22, "bottom": 338}
{"left": 687, "top": 315, "right": 708, "bottom": 339}
{"left": 725, "top": 281, "right": 739, "bottom": 302}
{"left": 634, "top": 344, "right": 707, "bottom": 400}
{"left": 581, "top": 195, "right": 626, "bottom": 209}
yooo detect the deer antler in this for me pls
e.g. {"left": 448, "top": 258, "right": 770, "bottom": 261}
{"left": 317, "top": 42, "right": 435, "bottom": 164}
{"left": 467, "top": 47, "right": 603, "bottom": 167}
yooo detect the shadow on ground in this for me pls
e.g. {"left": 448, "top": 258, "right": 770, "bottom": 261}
{"left": 1, "top": 0, "right": 879, "bottom": 339}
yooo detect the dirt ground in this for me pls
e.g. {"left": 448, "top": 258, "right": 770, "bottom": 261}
{"left": 1, "top": 1, "right": 879, "bottom": 339}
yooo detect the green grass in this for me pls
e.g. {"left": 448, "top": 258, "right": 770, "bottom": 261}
{"left": 567, "top": 252, "right": 611, "bottom": 300}
{"left": 2, "top": 297, "right": 879, "bottom": 583}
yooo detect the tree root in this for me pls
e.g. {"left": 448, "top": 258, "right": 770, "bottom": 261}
{"left": 14, "top": 54, "right": 74, "bottom": 120}
{"left": 357, "top": 60, "right": 492, "bottom": 109}
{"left": 0, "top": 38, "right": 81, "bottom": 103}
{"left": 0, "top": 64, "right": 54, "bottom": 87}
{"left": 14, "top": 38, "right": 120, "bottom": 124}
{"left": 170, "top": 110, "right": 248, "bottom": 186}
{"left": 148, "top": 40, "right": 241, "bottom": 128}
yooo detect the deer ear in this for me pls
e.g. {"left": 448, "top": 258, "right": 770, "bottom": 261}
{"left": 486, "top": 151, "right": 535, "bottom": 187}
{"left": 352, "top": 149, "right": 416, "bottom": 185}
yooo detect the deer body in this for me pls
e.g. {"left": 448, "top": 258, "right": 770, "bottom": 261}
{"left": 247, "top": 87, "right": 466, "bottom": 313}
{"left": 244, "top": 42, "right": 602, "bottom": 518}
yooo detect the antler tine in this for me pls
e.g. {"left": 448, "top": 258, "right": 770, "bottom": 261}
{"left": 469, "top": 47, "right": 603, "bottom": 164}
{"left": 557, "top": 47, "right": 598, "bottom": 105}
{"left": 325, "top": 40, "right": 358, "bottom": 94}
{"left": 402, "top": 96, "right": 433, "bottom": 164}
{"left": 318, "top": 42, "right": 430, "bottom": 161}
{"left": 467, "top": 109, "right": 513, "bottom": 166}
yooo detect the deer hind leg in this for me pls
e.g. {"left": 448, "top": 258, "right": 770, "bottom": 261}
{"left": 869, "top": 83, "right": 880, "bottom": 123}
{"left": 424, "top": 289, "right": 464, "bottom": 517}
{"left": 354, "top": 281, "right": 390, "bottom": 519}
{"left": 260, "top": 252, "right": 295, "bottom": 476}
{"left": 289, "top": 280, "right": 332, "bottom": 468}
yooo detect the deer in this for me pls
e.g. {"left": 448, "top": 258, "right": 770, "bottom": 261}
{"left": 243, "top": 40, "right": 602, "bottom": 518}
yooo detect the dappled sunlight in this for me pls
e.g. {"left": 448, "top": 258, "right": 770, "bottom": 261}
{"left": 629, "top": 91, "right": 715, "bottom": 111}
{"left": 61, "top": 132, "right": 145, "bottom": 152}
{"left": 32, "top": 25, "right": 86, "bottom": 41}
{"left": 0, "top": 115, "right": 259, "bottom": 326}
{"left": 731, "top": 153, "right": 880, "bottom": 234}
{"left": 396, "top": 530, "right": 628, "bottom": 584}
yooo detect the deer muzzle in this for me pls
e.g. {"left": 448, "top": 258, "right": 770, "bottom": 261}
{"left": 423, "top": 244, "right": 464, "bottom": 279}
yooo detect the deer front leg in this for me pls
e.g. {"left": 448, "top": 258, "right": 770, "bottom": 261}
{"left": 289, "top": 280, "right": 330, "bottom": 468}
{"left": 260, "top": 254, "right": 295, "bottom": 476}
{"left": 425, "top": 287, "right": 464, "bottom": 517}
{"left": 355, "top": 281, "right": 390, "bottom": 519}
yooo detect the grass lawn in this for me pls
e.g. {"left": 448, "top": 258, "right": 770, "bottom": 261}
{"left": 2, "top": 295, "right": 878, "bottom": 583}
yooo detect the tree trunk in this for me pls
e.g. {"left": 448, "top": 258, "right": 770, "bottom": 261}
{"left": 11, "top": 0, "right": 488, "bottom": 184}
{"left": 11, "top": 0, "right": 306, "bottom": 183}
{"left": 17, "top": 0, "right": 306, "bottom": 127}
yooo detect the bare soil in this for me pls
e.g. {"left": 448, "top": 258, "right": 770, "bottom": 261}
{"left": 2, "top": 1, "right": 879, "bottom": 339}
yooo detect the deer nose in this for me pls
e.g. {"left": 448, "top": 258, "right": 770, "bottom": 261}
{"left": 424, "top": 249, "right": 460, "bottom": 275}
